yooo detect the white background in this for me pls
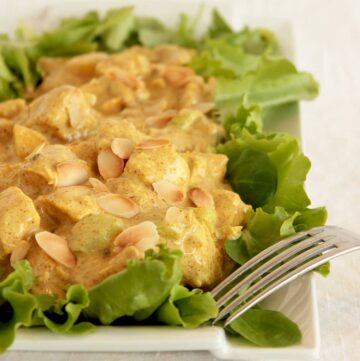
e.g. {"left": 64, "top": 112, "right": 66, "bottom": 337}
{"left": 1, "top": 0, "right": 360, "bottom": 360}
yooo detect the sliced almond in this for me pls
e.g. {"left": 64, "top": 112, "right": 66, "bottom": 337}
{"left": 35, "top": 231, "right": 76, "bottom": 268}
{"left": 10, "top": 240, "right": 31, "bottom": 266}
{"left": 97, "top": 148, "right": 124, "bottom": 179}
{"left": 136, "top": 139, "right": 171, "bottom": 150}
{"left": 145, "top": 110, "right": 177, "bottom": 128}
{"left": 165, "top": 207, "right": 185, "bottom": 223}
{"left": 99, "top": 97, "right": 124, "bottom": 115}
{"left": 56, "top": 162, "right": 89, "bottom": 187}
{"left": 97, "top": 193, "right": 140, "bottom": 218}
{"left": 66, "top": 89, "right": 90, "bottom": 129}
{"left": 164, "top": 66, "right": 194, "bottom": 87}
{"left": 192, "top": 102, "right": 215, "bottom": 114}
{"left": 106, "top": 68, "right": 140, "bottom": 90}
{"left": 111, "top": 138, "right": 135, "bottom": 159}
{"left": 114, "top": 221, "right": 159, "bottom": 252}
{"left": 188, "top": 187, "right": 215, "bottom": 208}
{"left": 89, "top": 177, "right": 110, "bottom": 192}
{"left": 25, "top": 142, "right": 47, "bottom": 160}
{"left": 153, "top": 180, "right": 184, "bottom": 203}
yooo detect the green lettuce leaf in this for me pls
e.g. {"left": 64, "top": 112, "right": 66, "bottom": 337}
{"left": 135, "top": 17, "right": 172, "bottom": 47}
{"left": 0, "top": 261, "right": 36, "bottom": 352}
{"left": 101, "top": 7, "right": 135, "bottom": 51}
{"left": 216, "top": 57, "right": 319, "bottom": 111}
{"left": 156, "top": 285, "right": 218, "bottom": 328}
{"left": 0, "top": 261, "right": 95, "bottom": 353}
{"left": 218, "top": 127, "right": 313, "bottom": 212}
{"left": 207, "top": 9, "right": 233, "bottom": 38}
{"left": 230, "top": 308, "right": 301, "bottom": 347}
{"left": 38, "top": 285, "right": 95, "bottom": 334}
{"left": 224, "top": 99, "right": 263, "bottom": 137}
{"left": 226, "top": 206, "right": 327, "bottom": 264}
{"left": 84, "top": 246, "right": 182, "bottom": 324}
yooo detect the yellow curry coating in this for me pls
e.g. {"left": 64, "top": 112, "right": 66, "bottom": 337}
{"left": 0, "top": 45, "right": 250, "bottom": 298}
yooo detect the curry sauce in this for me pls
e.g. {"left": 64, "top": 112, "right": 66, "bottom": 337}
{"left": 0, "top": 45, "right": 250, "bottom": 298}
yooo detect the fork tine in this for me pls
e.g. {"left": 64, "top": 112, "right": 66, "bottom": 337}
{"left": 215, "top": 234, "right": 332, "bottom": 309}
{"left": 222, "top": 242, "right": 360, "bottom": 327}
{"left": 214, "top": 240, "right": 337, "bottom": 324}
{"left": 211, "top": 229, "right": 321, "bottom": 299}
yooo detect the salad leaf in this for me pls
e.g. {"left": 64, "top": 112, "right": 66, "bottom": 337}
{"left": 218, "top": 127, "right": 312, "bottom": 212}
{"left": 226, "top": 206, "right": 327, "bottom": 264}
{"left": 230, "top": 308, "right": 301, "bottom": 347}
{"left": 84, "top": 246, "right": 182, "bottom": 324}
{"left": 136, "top": 17, "right": 172, "bottom": 47}
{"left": 207, "top": 9, "right": 233, "bottom": 38}
{"left": 216, "top": 57, "right": 319, "bottom": 111}
{"left": 156, "top": 285, "right": 218, "bottom": 328}
{"left": 0, "top": 261, "right": 36, "bottom": 352}
{"left": 101, "top": 7, "right": 135, "bottom": 51}
{"left": 0, "top": 261, "right": 95, "bottom": 352}
{"left": 224, "top": 100, "right": 263, "bottom": 137}
{"left": 38, "top": 285, "right": 95, "bottom": 334}
{"left": 224, "top": 148, "right": 277, "bottom": 208}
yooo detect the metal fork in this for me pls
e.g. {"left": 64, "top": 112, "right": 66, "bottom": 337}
{"left": 211, "top": 225, "right": 360, "bottom": 327}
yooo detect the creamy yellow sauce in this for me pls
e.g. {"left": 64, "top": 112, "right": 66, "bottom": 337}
{"left": 0, "top": 45, "right": 250, "bottom": 298}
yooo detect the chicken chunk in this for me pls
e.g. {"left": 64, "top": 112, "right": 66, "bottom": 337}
{"left": 183, "top": 152, "right": 228, "bottom": 187}
{"left": 13, "top": 124, "right": 48, "bottom": 159}
{"left": 20, "top": 144, "right": 89, "bottom": 195}
{"left": 81, "top": 74, "right": 131, "bottom": 109}
{"left": 96, "top": 118, "right": 146, "bottom": 150}
{"left": 107, "top": 176, "right": 167, "bottom": 212}
{"left": 36, "top": 186, "right": 102, "bottom": 223}
{"left": 124, "top": 144, "right": 190, "bottom": 188}
{"left": 24, "top": 85, "right": 98, "bottom": 141}
{"left": 0, "top": 187, "right": 40, "bottom": 260}
{"left": 212, "top": 189, "right": 251, "bottom": 242}
{"left": 0, "top": 163, "right": 20, "bottom": 192}
{"left": 37, "top": 53, "right": 109, "bottom": 95}
{"left": 160, "top": 207, "right": 224, "bottom": 288}
{"left": 70, "top": 138, "right": 98, "bottom": 174}
{"left": 0, "top": 98, "right": 26, "bottom": 119}
{"left": 149, "top": 110, "right": 224, "bottom": 152}
{"left": 26, "top": 243, "right": 71, "bottom": 297}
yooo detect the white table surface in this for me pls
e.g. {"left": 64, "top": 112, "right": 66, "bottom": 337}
{"left": 1, "top": 0, "right": 360, "bottom": 360}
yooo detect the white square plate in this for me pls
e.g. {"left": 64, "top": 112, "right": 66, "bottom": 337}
{"left": 1, "top": 1, "right": 320, "bottom": 359}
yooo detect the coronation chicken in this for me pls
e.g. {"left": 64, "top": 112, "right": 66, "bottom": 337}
{"left": 0, "top": 45, "right": 250, "bottom": 298}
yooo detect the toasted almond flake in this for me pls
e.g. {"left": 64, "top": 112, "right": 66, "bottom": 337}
{"left": 114, "top": 221, "right": 159, "bottom": 252}
{"left": 25, "top": 142, "right": 47, "bottom": 160}
{"left": 153, "top": 180, "right": 184, "bottom": 203}
{"left": 99, "top": 97, "right": 125, "bottom": 114}
{"left": 106, "top": 68, "right": 140, "bottom": 89}
{"left": 56, "top": 162, "right": 89, "bottom": 187}
{"left": 188, "top": 187, "right": 215, "bottom": 208}
{"left": 97, "top": 148, "right": 124, "bottom": 179}
{"left": 165, "top": 207, "right": 185, "bottom": 223}
{"left": 10, "top": 240, "right": 31, "bottom": 266}
{"left": 97, "top": 193, "right": 140, "bottom": 218}
{"left": 136, "top": 139, "right": 171, "bottom": 150}
{"left": 66, "top": 90, "right": 90, "bottom": 129}
{"left": 35, "top": 231, "right": 76, "bottom": 268}
{"left": 192, "top": 102, "right": 215, "bottom": 114}
{"left": 164, "top": 66, "right": 194, "bottom": 87}
{"left": 111, "top": 138, "right": 135, "bottom": 159}
{"left": 89, "top": 177, "right": 110, "bottom": 192}
{"left": 145, "top": 110, "right": 177, "bottom": 128}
